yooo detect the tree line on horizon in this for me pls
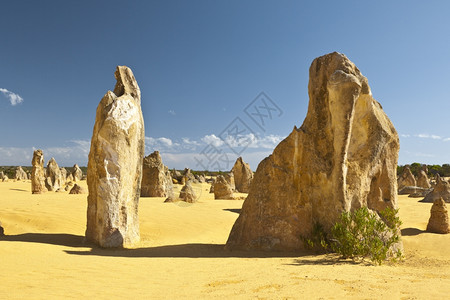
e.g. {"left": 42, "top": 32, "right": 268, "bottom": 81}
{"left": 397, "top": 163, "right": 450, "bottom": 177}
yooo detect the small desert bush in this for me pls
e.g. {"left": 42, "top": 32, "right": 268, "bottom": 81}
{"left": 302, "top": 207, "right": 403, "bottom": 265}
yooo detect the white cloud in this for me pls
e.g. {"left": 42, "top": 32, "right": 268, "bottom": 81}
{"left": 168, "top": 110, "right": 176, "bottom": 116}
{"left": 0, "top": 88, "right": 24, "bottom": 106}
{"left": 400, "top": 134, "right": 410, "bottom": 138}
{"left": 201, "top": 134, "right": 224, "bottom": 147}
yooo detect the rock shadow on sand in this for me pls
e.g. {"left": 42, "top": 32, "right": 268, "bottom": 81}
{"left": 0, "top": 233, "right": 85, "bottom": 247}
{"left": 0, "top": 233, "right": 302, "bottom": 258}
{"left": 401, "top": 227, "right": 426, "bottom": 236}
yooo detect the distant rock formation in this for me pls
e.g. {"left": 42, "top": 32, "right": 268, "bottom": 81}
{"left": 31, "top": 149, "right": 47, "bottom": 194}
{"left": 140, "top": 151, "right": 174, "bottom": 199}
{"left": 226, "top": 52, "right": 400, "bottom": 251}
{"left": 426, "top": 198, "right": 450, "bottom": 234}
{"left": 422, "top": 175, "right": 450, "bottom": 203}
{"left": 183, "top": 168, "right": 196, "bottom": 183}
{"left": 224, "top": 173, "right": 236, "bottom": 192}
{"left": 15, "top": 166, "right": 27, "bottom": 181}
{"left": 60, "top": 168, "right": 67, "bottom": 185}
{"left": 417, "top": 165, "right": 431, "bottom": 189}
{"left": 45, "top": 158, "right": 63, "bottom": 191}
{"left": 72, "top": 164, "right": 83, "bottom": 182}
{"left": 66, "top": 173, "right": 74, "bottom": 182}
{"left": 231, "top": 157, "right": 253, "bottom": 193}
{"left": 178, "top": 181, "right": 197, "bottom": 203}
{"left": 214, "top": 175, "right": 234, "bottom": 199}
{"left": 397, "top": 165, "right": 416, "bottom": 191}
{"left": 69, "top": 184, "right": 87, "bottom": 194}
{"left": 0, "top": 171, "right": 5, "bottom": 181}
{"left": 86, "top": 66, "right": 145, "bottom": 248}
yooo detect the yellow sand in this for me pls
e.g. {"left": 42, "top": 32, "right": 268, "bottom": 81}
{"left": 1, "top": 180, "right": 449, "bottom": 299}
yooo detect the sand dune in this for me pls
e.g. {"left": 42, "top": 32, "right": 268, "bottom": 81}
{"left": 1, "top": 180, "right": 449, "bottom": 299}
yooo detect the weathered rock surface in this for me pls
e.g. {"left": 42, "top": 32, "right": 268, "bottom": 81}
{"left": 0, "top": 171, "right": 5, "bottom": 181}
{"left": 398, "top": 165, "right": 416, "bottom": 191}
{"left": 417, "top": 167, "right": 431, "bottom": 189}
{"left": 0, "top": 222, "right": 4, "bottom": 236}
{"left": 178, "top": 182, "right": 197, "bottom": 203}
{"left": 422, "top": 175, "right": 450, "bottom": 203}
{"left": 69, "top": 184, "right": 87, "bottom": 194}
{"left": 31, "top": 149, "right": 47, "bottom": 194}
{"left": 67, "top": 174, "right": 74, "bottom": 182}
{"left": 45, "top": 158, "right": 62, "bottom": 191}
{"left": 60, "top": 168, "right": 67, "bottom": 185}
{"left": 226, "top": 52, "right": 400, "bottom": 251}
{"left": 86, "top": 66, "right": 145, "bottom": 248}
{"left": 15, "top": 166, "right": 28, "bottom": 181}
{"left": 231, "top": 157, "right": 253, "bottom": 193}
{"left": 183, "top": 168, "right": 196, "bottom": 183}
{"left": 72, "top": 164, "right": 83, "bottom": 182}
{"left": 426, "top": 198, "right": 450, "bottom": 234}
{"left": 214, "top": 175, "right": 234, "bottom": 199}
{"left": 224, "top": 173, "right": 236, "bottom": 191}
{"left": 140, "top": 151, "right": 174, "bottom": 200}
{"left": 2, "top": 175, "right": 9, "bottom": 182}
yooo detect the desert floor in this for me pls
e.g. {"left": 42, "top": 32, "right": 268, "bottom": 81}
{"left": 0, "top": 180, "right": 449, "bottom": 299}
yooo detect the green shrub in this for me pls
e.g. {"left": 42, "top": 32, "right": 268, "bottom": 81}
{"left": 302, "top": 207, "right": 403, "bottom": 265}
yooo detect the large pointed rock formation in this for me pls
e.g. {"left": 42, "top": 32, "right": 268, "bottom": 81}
{"left": 226, "top": 52, "right": 400, "bottom": 251}
{"left": 31, "top": 149, "right": 47, "bottom": 194}
{"left": 140, "top": 151, "right": 174, "bottom": 199}
{"left": 86, "top": 66, "right": 145, "bottom": 248}
{"left": 231, "top": 157, "right": 253, "bottom": 193}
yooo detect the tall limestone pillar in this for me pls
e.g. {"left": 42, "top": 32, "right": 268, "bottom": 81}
{"left": 86, "top": 66, "right": 145, "bottom": 248}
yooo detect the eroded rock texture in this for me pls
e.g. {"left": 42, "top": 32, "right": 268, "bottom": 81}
{"left": 140, "top": 151, "right": 174, "bottom": 200}
{"left": 15, "top": 166, "right": 27, "bottom": 181}
{"left": 231, "top": 157, "right": 253, "bottom": 193}
{"left": 178, "top": 181, "right": 197, "bottom": 203}
{"left": 214, "top": 175, "right": 234, "bottom": 200}
{"left": 426, "top": 198, "right": 450, "bottom": 234}
{"left": 417, "top": 166, "right": 431, "bottom": 189}
{"left": 86, "top": 66, "right": 145, "bottom": 248}
{"left": 45, "top": 158, "right": 62, "bottom": 191}
{"left": 31, "top": 150, "right": 47, "bottom": 194}
{"left": 422, "top": 175, "right": 450, "bottom": 203}
{"left": 398, "top": 165, "right": 417, "bottom": 190}
{"left": 72, "top": 164, "right": 83, "bottom": 182}
{"left": 226, "top": 52, "right": 400, "bottom": 251}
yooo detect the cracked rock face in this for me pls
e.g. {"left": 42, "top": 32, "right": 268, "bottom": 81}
{"left": 85, "top": 66, "right": 145, "bottom": 248}
{"left": 31, "top": 150, "right": 47, "bottom": 194}
{"left": 226, "top": 52, "right": 400, "bottom": 251}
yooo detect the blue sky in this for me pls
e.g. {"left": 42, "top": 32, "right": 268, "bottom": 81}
{"left": 1, "top": 1, "right": 450, "bottom": 170}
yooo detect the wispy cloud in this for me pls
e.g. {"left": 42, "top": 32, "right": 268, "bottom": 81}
{"left": 0, "top": 88, "right": 24, "bottom": 106}
{"left": 401, "top": 133, "right": 450, "bottom": 141}
{"left": 168, "top": 110, "right": 176, "bottom": 116}
{"left": 416, "top": 134, "right": 442, "bottom": 140}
